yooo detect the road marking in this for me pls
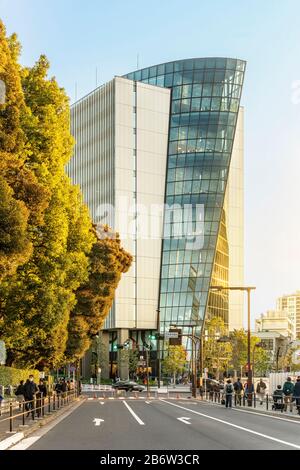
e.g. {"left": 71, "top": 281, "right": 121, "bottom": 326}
{"left": 93, "top": 418, "right": 104, "bottom": 427}
{"left": 99, "top": 402, "right": 105, "bottom": 405}
{"left": 123, "top": 401, "right": 145, "bottom": 425}
{"left": 87, "top": 397, "right": 93, "bottom": 400}
{"left": 202, "top": 401, "right": 300, "bottom": 425}
{"left": 9, "top": 399, "right": 85, "bottom": 450}
{"left": 10, "top": 436, "right": 40, "bottom": 450}
{"left": 129, "top": 396, "right": 135, "bottom": 399}
{"left": 118, "top": 397, "right": 125, "bottom": 400}
{"left": 177, "top": 417, "right": 191, "bottom": 425}
{"left": 108, "top": 397, "right": 115, "bottom": 400}
{"left": 161, "top": 400, "right": 300, "bottom": 450}
{"left": 145, "top": 401, "right": 151, "bottom": 404}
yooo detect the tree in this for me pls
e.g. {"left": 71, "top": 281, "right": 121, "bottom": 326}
{"left": 230, "top": 329, "right": 270, "bottom": 376}
{"left": 0, "top": 21, "right": 47, "bottom": 281}
{"left": 65, "top": 225, "right": 132, "bottom": 362}
{"left": 162, "top": 345, "right": 187, "bottom": 384}
{"left": 202, "top": 317, "right": 232, "bottom": 379}
{"left": 0, "top": 42, "right": 95, "bottom": 369}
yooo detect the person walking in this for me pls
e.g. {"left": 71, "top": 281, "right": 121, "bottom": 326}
{"left": 283, "top": 377, "right": 295, "bottom": 412}
{"left": 293, "top": 376, "right": 300, "bottom": 415}
{"left": 233, "top": 378, "right": 244, "bottom": 405}
{"left": 23, "top": 375, "right": 38, "bottom": 419}
{"left": 224, "top": 379, "right": 234, "bottom": 408}
{"left": 36, "top": 379, "right": 47, "bottom": 417}
{"left": 15, "top": 380, "right": 25, "bottom": 409}
{"left": 256, "top": 378, "right": 267, "bottom": 405}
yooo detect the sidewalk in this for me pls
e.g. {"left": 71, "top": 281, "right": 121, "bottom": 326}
{"left": 201, "top": 397, "right": 300, "bottom": 421}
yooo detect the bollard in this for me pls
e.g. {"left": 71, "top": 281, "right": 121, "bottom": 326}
{"left": 254, "top": 393, "right": 256, "bottom": 408}
{"left": 243, "top": 394, "right": 245, "bottom": 406}
{"left": 57, "top": 394, "right": 60, "bottom": 409}
{"left": 266, "top": 394, "right": 269, "bottom": 410}
{"left": 53, "top": 394, "right": 56, "bottom": 411}
{"left": 42, "top": 395, "right": 45, "bottom": 417}
{"left": 22, "top": 401, "right": 25, "bottom": 426}
{"left": 48, "top": 395, "right": 51, "bottom": 414}
{"left": 9, "top": 401, "right": 13, "bottom": 433}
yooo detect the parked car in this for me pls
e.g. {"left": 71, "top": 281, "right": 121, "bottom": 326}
{"left": 112, "top": 381, "right": 145, "bottom": 392}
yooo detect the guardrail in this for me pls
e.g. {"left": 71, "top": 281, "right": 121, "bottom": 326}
{"left": 0, "top": 390, "right": 77, "bottom": 434}
{"left": 203, "top": 390, "right": 300, "bottom": 414}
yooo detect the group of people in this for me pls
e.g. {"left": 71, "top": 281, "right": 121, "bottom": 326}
{"left": 15, "top": 375, "right": 48, "bottom": 418}
{"left": 273, "top": 376, "right": 300, "bottom": 414}
{"left": 54, "top": 378, "right": 75, "bottom": 396}
{"left": 14, "top": 375, "right": 76, "bottom": 419}
{"left": 222, "top": 376, "right": 300, "bottom": 413}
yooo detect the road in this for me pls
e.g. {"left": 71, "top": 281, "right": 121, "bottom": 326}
{"left": 11, "top": 398, "right": 300, "bottom": 450}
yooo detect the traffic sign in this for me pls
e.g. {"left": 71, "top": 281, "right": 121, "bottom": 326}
{"left": 165, "top": 331, "right": 179, "bottom": 339}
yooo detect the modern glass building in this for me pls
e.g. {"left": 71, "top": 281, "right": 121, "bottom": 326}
{"left": 123, "top": 58, "right": 245, "bottom": 347}
{"left": 68, "top": 58, "right": 246, "bottom": 379}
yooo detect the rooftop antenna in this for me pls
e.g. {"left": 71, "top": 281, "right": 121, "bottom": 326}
{"left": 75, "top": 82, "right": 78, "bottom": 101}
{"left": 137, "top": 53, "right": 140, "bottom": 70}
{"left": 96, "top": 67, "right": 98, "bottom": 88}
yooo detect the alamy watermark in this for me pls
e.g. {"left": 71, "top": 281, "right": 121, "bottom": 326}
{"left": 95, "top": 197, "right": 205, "bottom": 250}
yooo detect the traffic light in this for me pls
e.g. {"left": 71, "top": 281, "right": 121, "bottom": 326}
{"left": 148, "top": 334, "right": 156, "bottom": 340}
{"left": 113, "top": 344, "right": 118, "bottom": 351}
{"left": 113, "top": 344, "right": 124, "bottom": 351}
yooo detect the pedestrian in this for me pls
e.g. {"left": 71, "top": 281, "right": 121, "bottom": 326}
{"left": 224, "top": 379, "right": 234, "bottom": 408}
{"left": 55, "top": 379, "right": 62, "bottom": 395}
{"left": 244, "top": 381, "right": 254, "bottom": 404}
{"left": 256, "top": 378, "right": 267, "bottom": 405}
{"left": 36, "top": 379, "right": 47, "bottom": 417}
{"left": 293, "top": 376, "right": 300, "bottom": 415}
{"left": 283, "top": 376, "right": 295, "bottom": 412}
{"left": 272, "top": 384, "right": 284, "bottom": 411}
{"left": 233, "top": 378, "right": 244, "bottom": 405}
{"left": 15, "top": 380, "right": 25, "bottom": 409}
{"left": 23, "top": 375, "right": 38, "bottom": 419}
{"left": 61, "top": 378, "right": 67, "bottom": 398}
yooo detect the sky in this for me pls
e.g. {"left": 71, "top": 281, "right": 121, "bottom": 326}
{"left": 1, "top": 0, "right": 300, "bottom": 328}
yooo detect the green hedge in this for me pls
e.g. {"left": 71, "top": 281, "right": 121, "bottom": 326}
{"left": 0, "top": 366, "right": 40, "bottom": 386}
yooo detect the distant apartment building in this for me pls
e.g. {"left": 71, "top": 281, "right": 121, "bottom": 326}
{"left": 277, "top": 291, "right": 300, "bottom": 340}
{"left": 255, "top": 310, "right": 292, "bottom": 338}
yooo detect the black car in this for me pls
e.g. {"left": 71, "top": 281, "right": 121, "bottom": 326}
{"left": 112, "top": 381, "right": 145, "bottom": 392}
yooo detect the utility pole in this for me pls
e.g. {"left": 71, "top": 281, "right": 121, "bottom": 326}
{"left": 156, "top": 309, "right": 161, "bottom": 388}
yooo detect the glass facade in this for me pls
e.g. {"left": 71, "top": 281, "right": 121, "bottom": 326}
{"left": 124, "top": 58, "right": 246, "bottom": 350}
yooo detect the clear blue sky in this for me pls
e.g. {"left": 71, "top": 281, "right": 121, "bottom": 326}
{"left": 1, "top": 0, "right": 300, "bottom": 327}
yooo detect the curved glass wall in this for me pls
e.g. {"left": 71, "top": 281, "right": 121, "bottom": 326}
{"left": 124, "top": 58, "right": 246, "bottom": 348}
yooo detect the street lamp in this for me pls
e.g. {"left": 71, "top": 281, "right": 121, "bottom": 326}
{"left": 210, "top": 285, "right": 256, "bottom": 406}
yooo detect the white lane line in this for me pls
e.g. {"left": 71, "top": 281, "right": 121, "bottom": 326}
{"left": 9, "top": 436, "right": 40, "bottom": 450}
{"left": 9, "top": 399, "right": 85, "bottom": 450}
{"left": 161, "top": 400, "right": 300, "bottom": 450}
{"left": 202, "top": 401, "right": 300, "bottom": 425}
{"left": 123, "top": 401, "right": 145, "bottom": 425}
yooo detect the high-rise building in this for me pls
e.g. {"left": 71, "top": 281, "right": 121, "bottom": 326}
{"left": 255, "top": 310, "right": 293, "bottom": 338}
{"left": 277, "top": 291, "right": 300, "bottom": 340}
{"left": 68, "top": 58, "right": 246, "bottom": 379}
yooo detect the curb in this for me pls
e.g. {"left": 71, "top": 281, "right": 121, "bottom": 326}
{"left": 0, "top": 397, "right": 84, "bottom": 450}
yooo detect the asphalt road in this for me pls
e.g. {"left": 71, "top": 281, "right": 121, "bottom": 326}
{"left": 11, "top": 398, "right": 300, "bottom": 450}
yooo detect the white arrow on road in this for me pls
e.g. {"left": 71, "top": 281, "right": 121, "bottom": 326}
{"left": 177, "top": 417, "right": 191, "bottom": 425}
{"left": 93, "top": 418, "right": 104, "bottom": 427}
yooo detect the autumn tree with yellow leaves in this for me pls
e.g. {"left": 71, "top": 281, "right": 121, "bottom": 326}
{"left": 0, "top": 20, "right": 131, "bottom": 370}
